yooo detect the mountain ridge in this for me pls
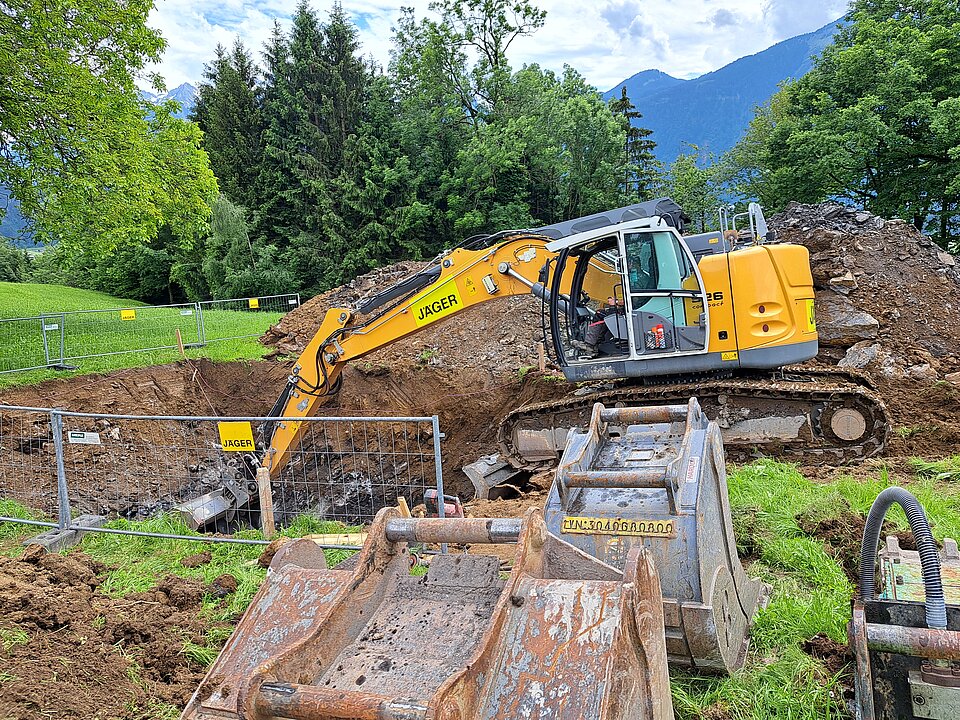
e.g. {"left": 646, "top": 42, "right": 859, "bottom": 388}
{"left": 604, "top": 19, "right": 843, "bottom": 163}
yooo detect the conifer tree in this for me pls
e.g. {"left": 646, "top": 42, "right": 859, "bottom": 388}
{"left": 609, "top": 87, "right": 660, "bottom": 200}
{"left": 193, "top": 40, "right": 264, "bottom": 210}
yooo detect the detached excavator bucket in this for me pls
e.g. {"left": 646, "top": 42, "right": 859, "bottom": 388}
{"left": 181, "top": 508, "right": 674, "bottom": 720}
{"left": 543, "top": 399, "right": 770, "bottom": 674}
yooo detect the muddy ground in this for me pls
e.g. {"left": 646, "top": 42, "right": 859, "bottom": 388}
{"left": 0, "top": 545, "right": 232, "bottom": 719}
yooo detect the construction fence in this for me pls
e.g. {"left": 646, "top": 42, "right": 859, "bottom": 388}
{"left": 0, "top": 293, "right": 300, "bottom": 374}
{"left": 0, "top": 404, "right": 444, "bottom": 546}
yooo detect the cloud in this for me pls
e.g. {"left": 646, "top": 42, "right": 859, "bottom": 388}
{"left": 142, "top": 0, "right": 847, "bottom": 92}
{"left": 710, "top": 9, "right": 740, "bottom": 29}
{"left": 761, "top": 0, "right": 847, "bottom": 41}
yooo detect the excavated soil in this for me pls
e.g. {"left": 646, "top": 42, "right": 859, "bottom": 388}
{"left": 0, "top": 358, "right": 556, "bottom": 522}
{"left": 801, "top": 632, "right": 855, "bottom": 702}
{"left": 0, "top": 545, "right": 232, "bottom": 719}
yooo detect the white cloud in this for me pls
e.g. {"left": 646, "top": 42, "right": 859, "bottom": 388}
{"left": 143, "top": 0, "right": 847, "bottom": 92}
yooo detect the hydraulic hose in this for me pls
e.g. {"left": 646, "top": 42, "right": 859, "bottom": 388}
{"left": 860, "top": 486, "right": 946, "bottom": 629}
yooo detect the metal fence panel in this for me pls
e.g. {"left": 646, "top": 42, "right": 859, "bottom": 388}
{"left": 0, "top": 406, "right": 59, "bottom": 528}
{"left": 0, "top": 316, "right": 50, "bottom": 372}
{"left": 199, "top": 293, "right": 300, "bottom": 343}
{"left": 0, "top": 406, "right": 444, "bottom": 543}
{"left": 0, "top": 293, "right": 301, "bottom": 374}
{"left": 60, "top": 303, "right": 203, "bottom": 361}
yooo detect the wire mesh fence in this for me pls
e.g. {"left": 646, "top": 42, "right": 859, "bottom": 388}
{"left": 199, "top": 294, "right": 301, "bottom": 343}
{"left": 0, "top": 405, "right": 443, "bottom": 546}
{"left": 0, "top": 405, "right": 60, "bottom": 529}
{"left": 0, "top": 316, "right": 50, "bottom": 373}
{"left": 0, "top": 293, "right": 300, "bottom": 374}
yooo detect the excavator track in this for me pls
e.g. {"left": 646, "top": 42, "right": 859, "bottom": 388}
{"left": 499, "top": 367, "right": 890, "bottom": 469}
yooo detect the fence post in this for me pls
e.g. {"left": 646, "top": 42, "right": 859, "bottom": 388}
{"left": 50, "top": 410, "right": 72, "bottom": 530}
{"left": 195, "top": 302, "right": 206, "bottom": 346}
{"left": 431, "top": 415, "right": 447, "bottom": 553}
{"left": 58, "top": 313, "right": 66, "bottom": 366}
{"left": 256, "top": 466, "right": 276, "bottom": 538}
{"left": 40, "top": 315, "right": 51, "bottom": 368}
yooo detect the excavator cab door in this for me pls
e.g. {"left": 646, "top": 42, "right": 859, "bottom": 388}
{"left": 621, "top": 229, "right": 709, "bottom": 356}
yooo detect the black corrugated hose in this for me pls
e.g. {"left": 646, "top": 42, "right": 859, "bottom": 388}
{"left": 860, "top": 486, "right": 946, "bottom": 629}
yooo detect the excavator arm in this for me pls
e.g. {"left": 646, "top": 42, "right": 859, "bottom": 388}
{"left": 262, "top": 233, "right": 558, "bottom": 475}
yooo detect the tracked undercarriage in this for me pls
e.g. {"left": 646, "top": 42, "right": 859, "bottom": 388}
{"left": 499, "top": 367, "right": 890, "bottom": 469}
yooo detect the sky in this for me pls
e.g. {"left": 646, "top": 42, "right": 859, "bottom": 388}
{"left": 145, "top": 0, "right": 849, "bottom": 92}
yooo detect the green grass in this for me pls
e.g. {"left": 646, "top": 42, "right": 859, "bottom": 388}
{"left": 0, "top": 282, "right": 289, "bottom": 389}
{"left": 0, "top": 282, "right": 146, "bottom": 318}
{"left": 672, "top": 457, "right": 960, "bottom": 719}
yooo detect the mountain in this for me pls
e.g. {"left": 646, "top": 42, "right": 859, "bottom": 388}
{"left": 609, "top": 69, "right": 686, "bottom": 99}
{"left": 604, "top": 19, "right": 843, "bottom": 163}
{"left": 140, "top": 83, "right": 198, "bottom": 120}
{"left": 0, "top": 186, "right": 31, "bottom": 244}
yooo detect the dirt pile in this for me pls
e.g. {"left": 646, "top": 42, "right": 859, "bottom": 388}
{"left": 260, "top": 261, "right": 546, "bottom": 382}
{"left": 0, "top": 545, "right": 231, "bottom": 719}
{"left": 770, "top": 202, "right": 960, "bottom": 453}
{"left": 770, "top": 203, "right": 960, "bottom": 376}
{"left": 262, "top": 261, "right": 430, "bottom": 354}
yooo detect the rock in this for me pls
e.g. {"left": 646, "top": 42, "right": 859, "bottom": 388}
{"left": 828, "top": 270, "right": 858, "bottom": 294}
{"left": 180, "top": 550, "right": 212, "bottom": 568}
{"left": 937, "top": 250, "right": 956, "bottom": 267}
{"left": 855, "top": 212, "right": 872, "bottom": 223}
{"left": 945, "top": 371, "right": 960, "bottom": 387}
{"left": 905, "top": 363, "right": 938, "bottom": 381}
{"left": 815, "top": 295, "right": 880, "bottom": 347}
{"left": 838, "top": 342, "right": 881, "bottom": 369}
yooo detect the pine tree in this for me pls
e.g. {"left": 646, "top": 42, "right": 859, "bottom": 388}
{"left": 609, "top": 87, "right": 661, "bottom": 200}
{"left": 192, "top": 40, "right": 264, "bottom": 210}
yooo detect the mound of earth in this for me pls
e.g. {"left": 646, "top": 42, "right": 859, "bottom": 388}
{"left": 769, "top": 203, "right": 960, "bottom": 454}
{"left": 0, "top": 544, "right": 232, "bottom": 718}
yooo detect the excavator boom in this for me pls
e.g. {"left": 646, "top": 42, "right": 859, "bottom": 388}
{"left": 263, "top": 233, "right": 556, "bottom": 474}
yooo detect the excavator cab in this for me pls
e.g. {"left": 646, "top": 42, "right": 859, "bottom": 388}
{"left": 541, "top": 207, "right": 709, "bottom": 374}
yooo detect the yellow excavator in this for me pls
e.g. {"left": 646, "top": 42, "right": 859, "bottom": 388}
{"left": 261, "top": 197, "right": 887, "bottom": 477}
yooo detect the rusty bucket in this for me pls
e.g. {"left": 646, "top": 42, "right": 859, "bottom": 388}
{"left": 181, "top": 508, "right": 674, "bottom": 720}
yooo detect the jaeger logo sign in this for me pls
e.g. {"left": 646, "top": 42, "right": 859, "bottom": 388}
{"left": 410, "top": 281, "right": 463, "bottom": 327}
{"left": 217, "top": 421, "right": 255, "bottom": 452}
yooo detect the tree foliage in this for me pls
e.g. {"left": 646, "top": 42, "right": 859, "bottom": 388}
{"left": 667, "top": 146, "right": 721, "bottom": 232}
{"left": 0, "top": 0, "right": 218, "bottom": 252}
{"left": 730, "top": 0, "right": 960, "bottom": 249}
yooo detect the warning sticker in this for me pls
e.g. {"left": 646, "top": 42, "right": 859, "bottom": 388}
{"left": 805, "top": 299, "right": 817, "bottom": 332}
{"left": 120, "top": 309, "right": 136, "bottom": 321}
{"left": 68, "top": 431, "right": 101, "bottom": 445}
{"left": 218, "top": 421, "right": 255, "bottom": 452}
{"left": 561, "top": 516, "right": 676, "bottom": 538}
{"left": 248, "top": 298, "right": 260, "bottom": 309}
{"left": 721, "top": 351, "right": 739, "bottom": 361}
{"left": 410, "top": 280, "right": 463, "bottom": 327}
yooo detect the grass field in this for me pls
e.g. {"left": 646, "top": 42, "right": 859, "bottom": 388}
{"left": 2, "top": 458, "right": 956, "bottom": 718}
{"left": 0, "top": 283, "right": 286, "bottom": 388}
